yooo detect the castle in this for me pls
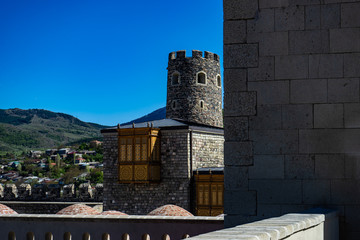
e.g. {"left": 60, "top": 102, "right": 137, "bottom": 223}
{"left": 101, "top": 50, "right": 225, "bottom": 215}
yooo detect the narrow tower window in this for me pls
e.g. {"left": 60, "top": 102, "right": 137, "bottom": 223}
{"left": 216, "top": 75, "right": 221, "bottom": 87}
{"left": 196, "top": 72, "right": 206, "bottom": 85}
{"left": 200, "top": 100, "right": 204, "bottom": 109}
{"left": 172, "top": 100, "right": 177, "bottom": 110}
{"left": 172, "top": 72, "right": 180, "bottom": 85}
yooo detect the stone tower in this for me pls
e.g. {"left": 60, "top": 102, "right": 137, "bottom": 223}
{"left": 166, "top": 50, "right": 223, "bottom": 128}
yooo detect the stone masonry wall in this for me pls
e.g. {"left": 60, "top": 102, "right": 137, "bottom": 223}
{"left": 166, "top": 50, "right": 223, "bottom": 128}
{"left": 223, "top": 1, "right": 360, "bottom": 239}
{"left": 102, "top": 130, "right": 191, "bottom": 215}
{"left": 192, "top": 131, "right": 224, "bottom": 169}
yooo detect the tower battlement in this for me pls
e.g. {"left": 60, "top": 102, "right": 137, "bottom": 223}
{"left": 168, "top": 50, "right": 220, "bottom": 62}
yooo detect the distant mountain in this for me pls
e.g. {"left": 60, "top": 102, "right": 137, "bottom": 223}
{"left": 122, "top": 107, "right": 166, "bottom": 125}
{"left": 0, "top": 108, "right": 108, "bottom": 153}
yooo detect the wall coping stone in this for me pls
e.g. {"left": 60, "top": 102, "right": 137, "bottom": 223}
{"left": 188, "top": 208, "right": 337, "bottom": 240}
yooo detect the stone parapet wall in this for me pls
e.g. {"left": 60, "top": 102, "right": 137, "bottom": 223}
{"left": 0, "top": 183, "right": 103, "bottom": 202}
{"left": 0, "top": 214, "right": 223, "bottom": 240}
{"left": 0, "top": 201, "right": 102, "bottom": 214}
{"left": 188, "top": 209, "right": 338, "bottom": 240}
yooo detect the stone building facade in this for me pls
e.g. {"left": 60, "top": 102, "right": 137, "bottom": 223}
{"left": 102, "top": 50, "right": 224, "bottom": 215}
{"left": 223, "top": 1, "right": 360, "bottom": 239}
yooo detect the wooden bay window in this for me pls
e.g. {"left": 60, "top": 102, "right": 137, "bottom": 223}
{"left": 118, "top": 126, "right": 160, "bottom": 183}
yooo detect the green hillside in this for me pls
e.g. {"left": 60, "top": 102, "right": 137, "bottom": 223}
{"left": 0, "top": 108, "right": 108, "bottom": 153}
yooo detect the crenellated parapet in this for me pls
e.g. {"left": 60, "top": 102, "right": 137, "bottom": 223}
{"left": 168, "top": 50, "right": 220, "bottom": 62}
{"left": 0, "top": 183, "right": 103, "bottom": 201}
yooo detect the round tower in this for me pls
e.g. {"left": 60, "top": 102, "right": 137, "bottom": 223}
{"left": 166, "top": 50, "right": 223, "bottom": 128}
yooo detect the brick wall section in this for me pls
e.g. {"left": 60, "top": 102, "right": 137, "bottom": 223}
{"left": 223, "top": 0, "right": 360, "bottom": 239}
{"left": 102, "top": 128, "right": 224, "bottom": 215}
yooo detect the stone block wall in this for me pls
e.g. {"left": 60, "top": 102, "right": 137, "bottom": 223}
{"left": 102, "top": 127, "right": 224, "bottom": 215}
{"left": 223, "top": 0, "right": 360, "bottom": 239}
{"left": 102, "top": 130, "right": 191, "bottom": 215}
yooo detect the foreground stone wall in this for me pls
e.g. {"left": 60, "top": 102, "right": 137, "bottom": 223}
{"left": 188, "top": 208, "right": 338, "bottom": 240}
{"left": 223, "top": 0, "right": 360, "bottom": 239}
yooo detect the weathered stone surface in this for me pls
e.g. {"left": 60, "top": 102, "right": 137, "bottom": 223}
{"left": 224, "top": 68, "right": 247, "bottom": 92}
{"left": 192, "top": 132, "right": 224, "bottom": 169}
{"left": 249, "top": 180, "right": 302, "bottom": 204}
{"left": 290, "top": 79, "right": 327, "bottom": 104}
{"left": 344, "top": 53, "right": 360, "bottom": 77}
{"left": 331, "top": 180, "right": 360, "bottom": 204}
{"left": 302, "top": 180, "right": 331, "bottom": 204}
{"left": 299, "top": 129, "right": 360, "bottom": 154}
{"left": 224, "top": 117, "right": 249, "bottom": 141}
{"left": 321, "top": 3, "right": 340, "bottom": 29}
{"left": 341, "top": 2, "right": 360, "bottom": 28}
{"left": 248, "top": 57, "right": 274, "bottom": 82}
{"left": 247, "top": 8, "right": 274, "bottom": 33}
{"left": 224, "top": 92, "right": 257, "bottom": 116}
{"left": 248, "top": 81, "right": 289, "bottom": 104}
{"left": 314, "top": 104, "right": 344, "bottom": 128}
{"left": 224, "top": 141, "right": 253, "bottom": 166}
{"left": 289, "top": 30, "right": 329, "bottom": 54}
{"left": 315, "top": 154, "right": 345, "bottom": 179}
{"left": 305, "top": 5, "right": 320, "bottom": 30}
{"left": 345, "top": 154, "right": 360, "bottom": 179}
{"left": 249, "top": 104, "right": 282, "bottom": 130}
{"left": 225, "top": 166, "right": 249, "bottom": 190}
{"left": 285, "top": 155, "right": 315, "bottom": 179}
{"left": 275, "top": 55, "right": 308, "bottom": 80}
{"left": 275, "top": 5, "right": 305, "bottom": 31}
{"left": 224, "top": 20, "right": 246, "bottom": 44}
{"left": 224, "top": 44, "right": 259, "bottom": 68}
{"left": 250, "top": 130, "right": 298, "bottom": 154}
{"left": 259, "top": 0, "right": 289, "bottom": 8}
{"left": 249, "top": 155, "right": 284, "bottom": 179}
{"left": 282, "top": 104, "right": 313, "bottom": 129}
{"left": 309, "top": 54, "right": 343, "bottom": 78}
{"left": 223, "top": 0, "right": 258, "bottom": 20}
{"left": 345, "top": 103, "right": 360, "bottom": 128}
{"left": 249, "top": 32, "right": 288, "bottom": 56}
{"left": 224, "top": 190, "right": 256, "bottom": 215}
{"left": 328, "top": 78, "right": 359, "bottom": 103}
{"left": 330, "top": 28, "right": 360, "bottom": 53}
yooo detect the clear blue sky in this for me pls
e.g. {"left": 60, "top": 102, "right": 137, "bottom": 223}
{"left": 0, "top": 0, "right": 223, "bottom": 126}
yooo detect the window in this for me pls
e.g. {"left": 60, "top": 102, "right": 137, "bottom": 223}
{"left": 196, "top": 72, "right": 206, "bottom": 85}
{"left": 118, "top": 127, "right": 161, "bottom": 183}
{"left": 171, "top": 72, "right": 180, "bottom": 85}
{"left": 171, "top": 100, "right": 177, "bottom": 110}
{"left": 194, "top": 171, "right": 224, "bottom": 216}
{"left": 199, "top": 100, "right": 204, "bottom": 109}
{"left": 216, "top": 75, "right": 221, "bottom": 88}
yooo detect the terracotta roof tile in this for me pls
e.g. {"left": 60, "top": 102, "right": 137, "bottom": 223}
{"left": 56, "top": 204, "right": 100, "bottom": 215}
{"left": 0, "top": 204, "right": 17, "bottom": 214}
{"left": 147, "top": 204, "right": 193, "bottom": 216}
{"left": 99, "top": 210, "right": 128, "bottom": 216}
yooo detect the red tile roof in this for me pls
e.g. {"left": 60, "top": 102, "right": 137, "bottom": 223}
{"left": 0, "top": 204, "right": 17, "bottom": 214}
{"left": 56, "top": 204, "right": 100, "bottom": 215}
{"left": 147, "top": 204, "right": 193, "bottom": 217}
{"left": 99, "top": 210, "right": 128, "bottom": 216}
